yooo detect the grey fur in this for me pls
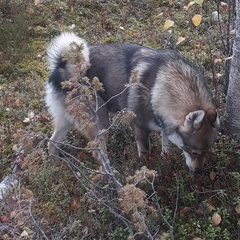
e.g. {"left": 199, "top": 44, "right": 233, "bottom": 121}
{"left": 45, "top": 32, "right": 220, "bottom": 172}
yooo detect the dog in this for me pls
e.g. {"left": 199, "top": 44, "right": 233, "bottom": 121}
{"left": 45, "top": 32, "right": 220, "bottom": 173}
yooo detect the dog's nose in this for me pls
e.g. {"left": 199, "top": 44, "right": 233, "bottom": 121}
{"left": 194, "top": 167, "right": 203, "bottom": 174}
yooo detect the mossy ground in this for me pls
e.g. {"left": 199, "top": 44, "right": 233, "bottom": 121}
{"left": 0, "top": 1, "right": 239, "bottom": 239}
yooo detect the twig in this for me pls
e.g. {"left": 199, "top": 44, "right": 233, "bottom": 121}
{"left": 149, "top": 172, "right": 180, "bottom": 240}
{"left": 66, "top": 159, "right": 134, "bottom": 236}
{"left": 216, "top": 1, "right": 227, "bottom": 55}
{"left": 93, "top": 87, "right": 123, "bottom": 190}
{"left": 29, "top": 197, "right": 50, "bottom": 240}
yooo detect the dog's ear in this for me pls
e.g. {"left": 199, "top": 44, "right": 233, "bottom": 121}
{"left": 179, "top": 110, "right": 205, "bottom": 135}
{"left": 207, "top": 109, "right": 219, "bottom": 128}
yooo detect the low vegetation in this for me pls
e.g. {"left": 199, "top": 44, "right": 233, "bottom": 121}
{"left": 0, "top": 0, "right": 239, "bottom": 239}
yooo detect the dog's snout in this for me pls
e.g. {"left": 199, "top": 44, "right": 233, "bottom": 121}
{"left": 194, "top": 167, "right": 203, "bottom": 175}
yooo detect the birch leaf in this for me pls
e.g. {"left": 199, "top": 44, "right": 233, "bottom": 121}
{"left": 176, "top": 37, "right": 186, "bottom": 45}
{"left": 185, "top": 1, "right": 195, "bottom": 11}
{"left": 15, "top": 98, "right": 22, "bottom": 107}
{"left": 192, "top": 14, "right": 202, "bottom": 27}
{"left": 163, "top": 20, "right": 174, "bottom": 31}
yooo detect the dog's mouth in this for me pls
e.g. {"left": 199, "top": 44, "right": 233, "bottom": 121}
{"left": 182, "top": 149, "right": 209, "bottom": 173}
{"left": 181, "top": 144, "right": 209, "bottom": 157}
{"left": 190, "top": 166, "right": 204, "bottom": 174}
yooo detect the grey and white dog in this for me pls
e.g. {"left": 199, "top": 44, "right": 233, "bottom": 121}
{"left": 45, "top": 32, "right": 220, "bottom": 173}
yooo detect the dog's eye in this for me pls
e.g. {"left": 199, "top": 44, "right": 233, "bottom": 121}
{"left": 184, "top": 146, "right": 201, "bottom": 156}
{"left": 191, "top": 151, "right": 199, "bottom": 157}
{"left": 155, "top": 115, "right": 164, "bottom": 128}
{"left": 185, "top": 145, "right": 192, "bottom": 154}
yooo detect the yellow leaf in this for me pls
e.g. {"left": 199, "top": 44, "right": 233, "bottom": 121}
{"left": 163, "top": 20, "right": 174, "bottom": 31}
{"left": 192, "top": 14, "right": 202, "bottom": 27}
{"left": 185, "top": 0, "right": 203, "bottom": 10}
{"left": 15, "top": 98, "right": 22, "bottom": 107}
{"left": 206, "top": 202, "right": 216, "bottom": 211}
{"left": 71, "top": 198, "right": 78, "bottom": 208}
{"left": 176, "top": 37, "right": 186, "bottom": 45}
{"left": 212, "top": 212, "right": 222, "bottom": 226}
{"left": 185, "top": 1, "right": 195, "bottom": 11}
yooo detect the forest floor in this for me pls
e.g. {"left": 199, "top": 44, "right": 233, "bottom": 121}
{"left": 0, "top": 1, "right": 239, "bottom": 239}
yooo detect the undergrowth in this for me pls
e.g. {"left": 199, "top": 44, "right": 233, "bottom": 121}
{"left": 0, "top": 0, "right": 239, "bottom": 239}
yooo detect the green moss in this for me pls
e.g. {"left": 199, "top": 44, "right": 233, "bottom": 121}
{"left": 0, "top": 0, "right": 238, "bottom": 239}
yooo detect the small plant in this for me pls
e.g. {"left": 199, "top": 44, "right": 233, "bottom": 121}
{"left": 205, "top": 222, "right": 221, "bottom": 240}
{"left": 99, "top": 206, "right": 110, "bottom": 223}
{"left": 110, "top": 226, "right": 130, "bottom": 240}
{"left": 0, "top": 0, "right": 239, "bottom": 239}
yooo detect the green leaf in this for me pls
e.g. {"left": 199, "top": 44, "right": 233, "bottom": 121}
{"left": 194, "top": 0, "right": 203, "bottom": 5}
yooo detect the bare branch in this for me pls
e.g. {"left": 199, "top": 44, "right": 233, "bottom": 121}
{"left": 29, "top": 197, "right": 50, "bottom": 240}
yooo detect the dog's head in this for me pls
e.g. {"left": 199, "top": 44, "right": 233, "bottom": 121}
{"left": 168, "top": 109, "right": 220, "bottom": 173}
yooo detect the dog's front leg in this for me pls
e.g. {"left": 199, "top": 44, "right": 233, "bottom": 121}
{"left": 161, "top": 131, "right": 169, "bottom": 155}
{"left": 133, "top": 125, "right": 150, "bottom": 157}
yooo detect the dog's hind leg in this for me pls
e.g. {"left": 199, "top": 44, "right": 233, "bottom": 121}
{"left": 48, "top": 115, "right": 73, "bottom": 160}
{"left": 133, "top": 125, "right": 150, "bottom": 157}
{"left": 82, "top": 125, "right": 104, "bottom": 164}
{"left": 82, "top": 96, "right": 110, "bottom": 164}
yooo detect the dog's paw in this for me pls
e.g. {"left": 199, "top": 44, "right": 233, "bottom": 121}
{"left": 48, "top": 142, "right": 62, "bottom": 160}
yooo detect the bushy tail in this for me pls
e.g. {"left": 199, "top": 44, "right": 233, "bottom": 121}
{"left": 47, "top": 32, "right": 90, "bottom": 78}
{"left": 45, "top": 33, "right": 90, "bottom": 123}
